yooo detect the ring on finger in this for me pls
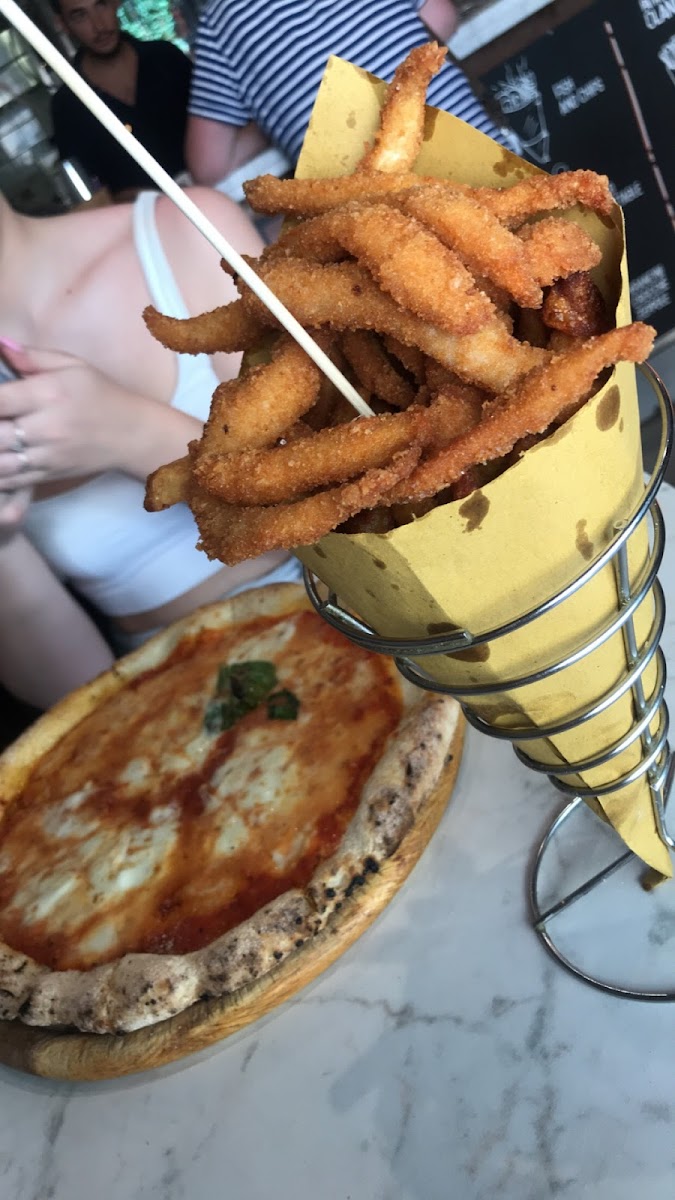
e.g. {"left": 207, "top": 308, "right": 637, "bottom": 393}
{"left": 11, "top": 421, "right": 27, "bottom": 454}
{"left": 10, "top": 421, "right": 29, "bottom": 472}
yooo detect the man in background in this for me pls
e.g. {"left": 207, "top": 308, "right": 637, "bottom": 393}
{"left": 185, "top": 0, "right": 502, "bottom": 187}
{"left": 50, "top": 0, "right": 191, "bottom": 200}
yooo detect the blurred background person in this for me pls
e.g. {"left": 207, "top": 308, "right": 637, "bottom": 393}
{"left": 0, "top": 182, "right": 300, "bottom": 714}
{"left": 185, "top": 0, "right": 499, "bottom": 187}
{"left": 49, "top": 0, "right": 192, "bottom": 200}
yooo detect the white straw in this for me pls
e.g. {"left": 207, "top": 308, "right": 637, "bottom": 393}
{"left": 1, "top": 0, "right": 374, "bottom": 418}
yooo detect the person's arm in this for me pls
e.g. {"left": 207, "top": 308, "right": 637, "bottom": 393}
{"left": 418, "top": 0, "right": 459, "bottom": 43}
{"left": 0, "top": 533, "right": 114, "bottom": 709}
{"left": 185, "top": 116, "right": 269, "bottom": 186}
{"left": 185, "top": 2, "right": 265, "bottom": 185}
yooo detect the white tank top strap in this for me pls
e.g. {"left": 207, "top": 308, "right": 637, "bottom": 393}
{"left": 23, "top": 193, "right": 242, "bottom": 619}
{"left": 132, "top": 191, "right": 190, "bottom": 319}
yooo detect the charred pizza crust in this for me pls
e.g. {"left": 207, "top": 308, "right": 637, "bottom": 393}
{"left": 0, "top": 585, "right": 461, "bottom": 1034}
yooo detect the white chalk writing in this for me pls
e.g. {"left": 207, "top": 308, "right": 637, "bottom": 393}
{"left": 552, "top": 75, "right": 605, "bottom": 115}
{"left": 639, "top": 0, "right": 675, "bottom": 30}
{"left": 631, "top": 264, "right": 672, "bottom": 319}
{"left": 612, "top": 180, "right": 644, "bottom": 205}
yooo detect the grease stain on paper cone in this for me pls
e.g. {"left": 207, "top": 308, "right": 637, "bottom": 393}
{"left": 447, "top": 644, "right": 491, "bottom": 663}
{"left": 596, "top": 386, "right": 621, "bottom": 431}
{"left": 423, "top": 109, "right": 439, "bottom": 141}
{"left": 598, "top": 212, "right": 617, "bottom": 231}
{"left": 575, "top": 519, "right": 594, "bottom": 561}
{"left": 459, "top": 491, "right": 490, "bottom": 531}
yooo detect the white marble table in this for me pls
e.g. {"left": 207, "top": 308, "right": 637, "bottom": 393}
{"left": 4, "top": 484, "right": 675, "bottom": 1200}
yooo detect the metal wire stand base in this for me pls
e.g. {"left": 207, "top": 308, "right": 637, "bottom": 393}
{"left": 530, "top": 767, "right": 675, "bottom": 1000}
{"left": 305, "top": 363, "right": 675, "bottom": 999}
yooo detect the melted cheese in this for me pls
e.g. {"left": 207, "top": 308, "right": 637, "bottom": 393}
{"left": 0, "top": 610, "right": 403, "bottom": 970}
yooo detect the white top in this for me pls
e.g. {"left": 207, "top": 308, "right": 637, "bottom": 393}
{"left": 4, "top": 488, "right": 675, "bottom": 1198}
{"left": 25, "top": 193, "right": 242, "bottom": 617}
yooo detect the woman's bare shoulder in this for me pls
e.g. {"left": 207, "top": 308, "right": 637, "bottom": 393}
{"left": 154, "top": 188, "right": 264, "bottom": 315}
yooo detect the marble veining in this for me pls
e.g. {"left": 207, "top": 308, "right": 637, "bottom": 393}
{"left": 3, "top": 489, "right": 675, "bottom": 1199}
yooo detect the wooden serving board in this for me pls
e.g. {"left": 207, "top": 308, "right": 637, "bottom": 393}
{"left": 0, "top": 721, "right": 464, "bottom": 1082}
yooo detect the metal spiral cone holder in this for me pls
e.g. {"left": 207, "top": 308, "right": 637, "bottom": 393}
{"left": 304, "top": 363, "right": 675, "bottom": 1000}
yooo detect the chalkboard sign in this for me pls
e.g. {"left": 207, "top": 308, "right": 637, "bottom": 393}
{"left": 483, "top": 0, "right": 675, "bottom": 336}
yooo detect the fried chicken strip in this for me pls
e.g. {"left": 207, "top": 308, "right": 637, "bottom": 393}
{"left": 401, "top": 191, "right": 604, "bottom": 308}
{"left": 243, "top": 171, "right": 444, "bottom": 216}
{"left": 357, "top": 43, "right": 447, "bottom": 174}
{"left": 198, "top": 334, "right": 321, "bottom": 458}
{"left": 195, "top": 393, "right": 478, "bottom": 505}
{"left": 341, "top": 331, "right": 416, "bottom": 409}
{"left": 265, "top": 213, "right": 350, "bottom": 264}
{"left": 384, "top": 322, "right": 655, "bottom": 504}
{"left": 401, "top": 186, "right": 543, "bottom": 309}
{"left": 240, "top": 258, "right": 546, "bottom": 391}
{"left": 328, "top": 204, "right": 495, "bottom": 334}
{"left": 518, "top": 218, "right": 602, "bottom": 288}
{"left": 243, "top": 169, "right": 614, "bottom": 220}
{"left": 144, "top": 455, "right": 191, "bottom": 512}
{"left": 268, "top": 204, "right": 494, "bottom": 334}
{"left": 144, "top": 300, "right": 264, "bottom": 354}
{"left": 192, "top": 446, "right": 422, "bottom": 564}
{"left": 474, "top": 170, "right": 615, "bottom": 226}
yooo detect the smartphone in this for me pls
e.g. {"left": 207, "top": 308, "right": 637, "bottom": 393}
{"left": 0, "top": 347, "right": 20, "bottom": 384}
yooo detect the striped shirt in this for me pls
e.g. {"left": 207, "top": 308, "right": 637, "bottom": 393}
{"left": 189, "top": 0, "right": 504, "bottom": 163}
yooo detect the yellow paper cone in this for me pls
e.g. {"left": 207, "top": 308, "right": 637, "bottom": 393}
{"left": 295, "top": 56, "right": 670, "bottom": 877}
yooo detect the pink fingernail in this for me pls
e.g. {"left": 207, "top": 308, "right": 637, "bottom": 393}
{"left": 0, "top": 336, "right": 22, "bottom": 352}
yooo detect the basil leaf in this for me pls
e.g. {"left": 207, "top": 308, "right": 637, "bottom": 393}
{"left": 267, "top": 689, "right": 300, "bottom": 720}
{"left": 216, "top": 661, "right": 277, "bottom": 708}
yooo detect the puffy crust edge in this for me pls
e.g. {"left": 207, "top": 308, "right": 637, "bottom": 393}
{"left": 306, "top": 693, "right": 461, "bottom": 927}
{"left": 8, "top": 890, "right": 315, "bottom": 1034}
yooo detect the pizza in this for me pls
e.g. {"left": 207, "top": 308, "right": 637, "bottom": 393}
{"left": 0, "top": 584, "right": 462, "bottom": 1036}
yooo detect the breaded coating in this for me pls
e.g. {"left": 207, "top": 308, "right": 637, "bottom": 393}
{"left": 239, "top": 258, "right": 546, "bottom": 391}
{"left": 385, "top": 323, "right": 655, "bottom": 504}
{"left": 144, "top": 455, "right": 192, "bottom": 511}
{"left": 327, "top": 204, "right": 495, "bottom": 334}
{"left": 197, "top": 334, "right": 321, "bottom": 458}
{"left": 402, "top": 186, "right": 543, "bottom": 309}
{"left": 192, "top": 446, "right": 422, "bottom": 564}
{"left": 518, "top": 218, "right": 602, "bottom": 288}
{"left": 357, "top": 43, "right": 447, "bottom": 174}
{"left": 143, "top": 301, "right": 263, "bottom": 354}
{"left": 341, "top": 331, "right": 417, "bottom": 409}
